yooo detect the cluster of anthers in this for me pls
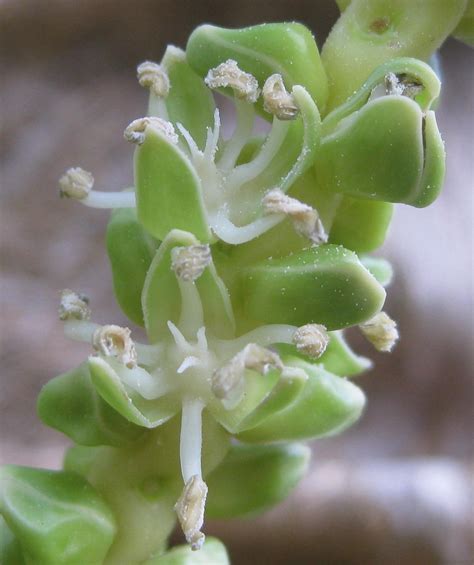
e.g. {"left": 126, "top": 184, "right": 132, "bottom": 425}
{"left": 58, "top": 57, "right": 327, "bottom": 247}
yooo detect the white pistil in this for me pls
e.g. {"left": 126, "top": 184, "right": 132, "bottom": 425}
{"left": 293, "top": 324, "right": 329, "bottom": 359}
{"left": 171, "top": 245, "right": 211, "bottom": 282}
{"left": 92, "top": 324, "right": 137, "bottom": 368}
{"left": 59, "top": 289, "right": 91, "bottom": 320}
{"left": 205, "top": 59, "right": 260, "bottom": 103}
{"left": 359, "top": 312, "right": 399, "bottom": 352}
{"left": 59, "top": 167, "right": 94, "bottom": 200}
{"left": 124, "top": 116, "right": 178, "bottom": 145}
{"left": 203, "top": 109, "right": 221, "bottom": 162}
{"left": 175, "top": 474, "right": 208, "bottom": 551}
{"left": 177, "top": 123, "right": 202, "bottom": 162}
{"left": 137, "top": 61, "right": 170, "bottom": 98}
{"left": 210, "top": 209, "right": 283, "bottom": 245}
{"left": 262, "top": 74, "right": 299, "bottom": 121}
{"left": 263, "top": 188, "right": 328, "bottom": 244}
{"left": 212, "top": 344, "right": 283, "bottom": 409}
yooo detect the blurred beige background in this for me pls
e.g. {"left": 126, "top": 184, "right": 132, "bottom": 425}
{"left": 1, "top": 1, "right": 473, "bottom": 563}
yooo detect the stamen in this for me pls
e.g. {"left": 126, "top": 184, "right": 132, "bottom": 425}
{"left": 262, "top": 74, "right": 299, "bottom": 120}
{"left": 262, "top": 189, "right": 328, "bottom": 244}
{"left": 92, "top": 325, "right": 137, "bottom": 368}
{"left": 59, "top": 289, "right": 91, "bottom": 320}
{"left": 137, "top": 61, "right": 170, "bottom": 98}
{"left": 171, "top": 244, "right": 211, "bottom": 282}
{"left": 293, "top": 324, "right": 329, "bottom": 359}
{"left": 175, "top": 475, "right": 208, "bottom": 551}
{"left": 359, "top": 312, "right": 399, "bottom": 352}
{"left": 212, "top": 344, "right": 283, "bottom": 408}
{"left": 205, "top": 59, "right": 260, "bottom": 103}
{"left": 124, "top": 117, "right": 178, "bottom": 145}
{"left": 59, "top": 167, "right": 93, "bottom": 200}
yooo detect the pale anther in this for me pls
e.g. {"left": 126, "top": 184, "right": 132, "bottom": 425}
{"left": 359, "top": 312, "right": 399, "bottom": 352}
{"left": 205, "top": 59, "right": 260, "bottom": 103}
{"left": 59, "top": 167, "right": 94, "bottom": 199}
{"left": 137, "top": 61, "right": 170, "bottom": 97}
{"left": 174, "top": 475, "right": 208, "bottom": 551}
{"left": 263, "top": 189, "right": 328, "bottom": 244}
{"left": 59, "top": 289, "right": 91, "bottom": 321}
{"left": 124, "top": 117, "right": 178, "bottom": 145}
{"left": 92, "top": 324, "right": 137, "bottom": 368}
{"left": 262, "top": 74, "right": 299, "bottom": 120}
{"left": 171, "top": 245, "right": 211, "bottom": 282}
{"left": 293, "top": 324, "right": 329, "bottom": 359}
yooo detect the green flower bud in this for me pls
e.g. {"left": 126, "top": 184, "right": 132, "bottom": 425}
{"left": 316, "top": 59, "right": 445, "bottom": 207}
{"left": 143, "top": 536, "right": 229, "bottom": 564}
{"left": 0, "top": 466, "right": 116, "bottom": 565}
{"left": 106, "top": 207, "right": 157, "bottom": 326}
{"left": 37, "top": 363, "right": 146, "bottom": 446}
{"left": 238, "top": 360, "right": 365, "bottom": 443}
{"left": 322, "top": 0, "right": 467, "bottom": 109}
{"left": 234, "top": 244, "right": 386, "bottom": 331}
{"left": 206, "top": 443, "right": 310, "bottom": 519}
{"left": 187, "top": 23, "right": 328, "bottom": 114}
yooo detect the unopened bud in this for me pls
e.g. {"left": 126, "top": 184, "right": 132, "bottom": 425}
{"left": 205, "top": 59, "right": 260, "bottom": 103}
{"left": 124, "top": 117, "right": 178, "bottom": 145}
{"left": 360, "top": 312, "right": 399, "bottom": 352}
{"left": 174, "top": 475, "right": 208, "bottom": 551}
{"left": 137, "top": 61, "right": 170, "bottom": 97}
{"left": 92, "top": 325, "right": 137, "bottom": 368}
{"left": 59, "top": 289, "right": 91, "bottom": 321}
{"left": 262, "top": 74, "right": 299, "bottom": 120}
{"left": 212, "top": 344, "right": 283, "bottom": 409}
{"left": 293, "top": 324, "right": 329, "bottom": 359}
{"left": 263, "top": 189, "right": 328, "bottom": 244}
{"left": 171, "top": 245, "right": 211, "bottom": 282}
{"left": 59, "top": 167, "right": 93, "bottom": 199}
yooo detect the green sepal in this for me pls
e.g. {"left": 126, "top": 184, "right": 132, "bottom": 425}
{"left": 106, "top": 207, "right": 157, "bottom": 326}
{"left": 37, "top": 363, "right": 146, "bottom": 447}
{"left": 452, "top": 0, "right": 474, "bottom": 46}
{"left": 234, "top": 244, "right": 386, "bottom": 331}
{"left": 206, "top": 443, "right": 310, "bottom": 519}
{"left": 329, "top": 197, "right": 394, "bottom": 253}
{"left": 186, "top": 22, "right": 328, "bottom": 115}
{"left": 322, "top": 1, "right": 466, "bottom": 110}
{"left": 0, "top": 517, "right": 25, "bottom": 565}
{"left": 0, "top": 466, "right": 116, "bottom": 565}
{"left": 134, "top": 123, "right": 212, "bottom": 242}
{"left": 144, "top": 537, "right": 230, "bottom": 565}
{"left": 238, "top": 360, "right": 366, "bottom": 443}
{"left": 160, "top": 46, "right": 216, "bottom": 150}
{"left": 142, "top": 230, "right": 235, "bottom": 342}
{"left": 88, "top": 356, "right": 180, "bottom": 429}
{"left": 360, "top": 256, "right": 393, "bottom": 287}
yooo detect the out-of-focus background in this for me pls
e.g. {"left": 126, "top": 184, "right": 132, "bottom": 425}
{"left": 1, "top": 1, "right": 473, "bottom": 563}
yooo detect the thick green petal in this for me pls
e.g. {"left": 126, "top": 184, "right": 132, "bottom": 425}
{"left": 316, "top": 95, "right": 444, "bottom": 207}
{"left": 322, "top": 0, "right": 466, "bottom": 110}
{"left": 37, "top": 363, "right": 146, "bottom": 447}
{"left": 134, "top": 122, "right": 211, "bottom": 242}
{"left": 206, "top": 443, "right": 310, "bottom": 519}
{"left": 88, "top": 357, "right": 180, "bottom": 429}
{"left": 106, "top": 207, "right": 157, "bottom": 326}
{"left": 0, "top": 466, "right": 116, "bottom": 565}
{"left": 144, "top": 537, "right": 229, "bottom": 565}
{"left": 234, "top": 244, "right": 386, "bottom": 331}
{"left": 452, "top": 0, "right": 474, "bottom": 46}
{"left": 187, "top": 22, "right": 328, "bottom": 114}
{"left": 238, "top": 360, "right": 366, "bottom": 443}
{"left": 360, "top": 256, "right": 393, "bottom": 287}
{"left": 161, "top": 46, "right": 216, "bottom": 150}
{"left": 329, "top": 197, "right": 394, "bottom": 253}
{"left": 142, "top": 230, "right": 235, "bottom": 342}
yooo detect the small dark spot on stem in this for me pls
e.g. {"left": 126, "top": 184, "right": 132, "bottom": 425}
{"left": 369, "top": 16, "right": 390, "bottom": 34}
